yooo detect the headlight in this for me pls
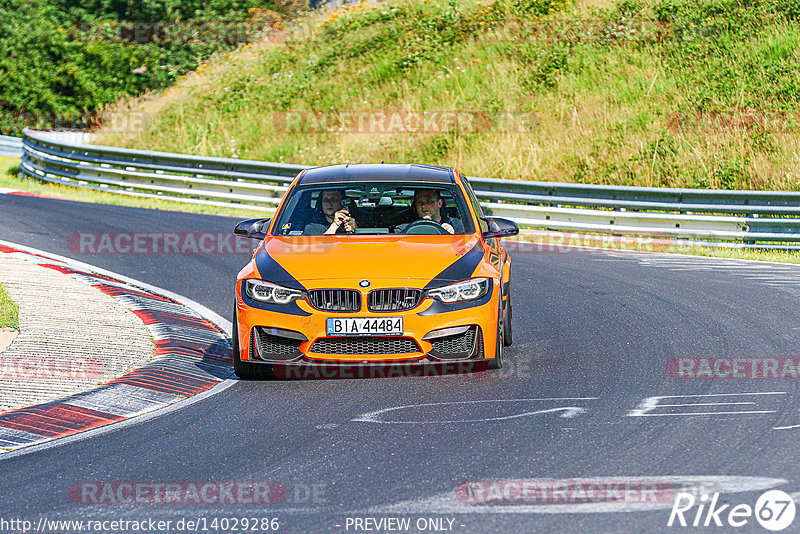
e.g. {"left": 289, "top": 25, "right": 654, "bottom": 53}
{"left": 245, "top": 280, "right": 305, "bottom": 305}
{"left": 426, "top": 278, "right": 490, "bottom": 303}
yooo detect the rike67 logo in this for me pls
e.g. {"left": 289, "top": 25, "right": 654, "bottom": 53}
{"left": 668, "top": 490, "right": 796, "bottom": 531}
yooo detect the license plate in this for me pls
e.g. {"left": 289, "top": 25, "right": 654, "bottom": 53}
{"left": 326, "top": 317, "right": 403, "bottom": 336}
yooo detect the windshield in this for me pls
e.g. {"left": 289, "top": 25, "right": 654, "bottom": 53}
{"left": 272, "top": 181, "right": 475, "bottom": 236}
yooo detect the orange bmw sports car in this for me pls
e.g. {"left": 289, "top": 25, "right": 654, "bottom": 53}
{"left": 232, "top": 164, "right": 519, "bottom": 378}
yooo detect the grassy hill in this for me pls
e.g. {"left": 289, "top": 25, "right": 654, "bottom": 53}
{"left": 97, "top": 0, "right": 800, "bottom": 189}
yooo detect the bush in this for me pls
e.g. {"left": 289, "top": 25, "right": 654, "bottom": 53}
{"left": 0, "top": 0, "right": 306, "bottom": 135}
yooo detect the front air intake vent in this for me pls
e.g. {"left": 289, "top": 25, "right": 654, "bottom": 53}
{"left": 428, "top": 326, "right": 482, "bottom": 360}
{"left": 251, "top": 327, "right": 304, "bottom": 361}
{"left": 310, "top": 337, "right": 420, "bottom": 355}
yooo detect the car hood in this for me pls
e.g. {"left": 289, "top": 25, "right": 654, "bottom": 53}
{"left": 253, "top": 235, "right": 484, "bottom": 288}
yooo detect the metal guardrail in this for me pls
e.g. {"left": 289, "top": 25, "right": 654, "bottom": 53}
{"left": 0, "top": 135, "right": 22, "bottom": 157}
{"left": 20, "top": 128, "right": 306, "bottom": 212}
{"left": 18, "top": 128, "right": 800, "bottom": 246}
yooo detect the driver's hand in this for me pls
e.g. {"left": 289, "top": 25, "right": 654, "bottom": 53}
{"left": 441, "top": 223, "right": 455, "bottom": 234}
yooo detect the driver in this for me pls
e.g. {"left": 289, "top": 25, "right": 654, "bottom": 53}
{"left": 303, "top": 190, "right": 359, "bottom": 235}
{"left": 398, "top": 189, "right": 464, "bottom": 234}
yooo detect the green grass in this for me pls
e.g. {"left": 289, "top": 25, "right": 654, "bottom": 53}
{"left": 662, "top": 245, "right": 800, "bottom": 264}
{"left": 0, "top": 283, "right": 19, "bottom": 330}
{"left": 96, "top": 0, "right": 800, "bottom": 190}
{"left": 0, "top": 156, "right": 267, "bottom": 218}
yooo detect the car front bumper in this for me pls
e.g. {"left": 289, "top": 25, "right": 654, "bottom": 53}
{"left": 235, "top": 279, "right": 500, "bottom": 365}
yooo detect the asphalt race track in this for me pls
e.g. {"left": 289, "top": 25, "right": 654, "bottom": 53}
{"left": 2, "top": 193, "right": 800, "bottom": 533}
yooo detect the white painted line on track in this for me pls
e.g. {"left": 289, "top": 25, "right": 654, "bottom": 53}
{"left": 353, "top": 398, "right": 598, "bottom": 424}
{"left": 664, "top": 265, "right": 783, "bottom": 270}
{"left": 630, "top": 411, "right": 775, "bottom": 416}
{"left": 355, "top": 406, "right": 589, "bottom": 424}
{"left": 628, "top": 392, "right": 786, "bottom": 417}
{"left": 742, "top": 274, "right": 799, "bottom": 279}
{"left": 583, "top": 247, "right": 800, "bottom": 269}
{"left": 773, "top": 424, "right": 800, "bottom": 430}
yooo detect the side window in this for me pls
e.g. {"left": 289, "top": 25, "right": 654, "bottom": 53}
{"left": 462, "top": 177, "right": 488, "bottom": 232}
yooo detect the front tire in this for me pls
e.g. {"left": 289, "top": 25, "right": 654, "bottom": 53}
{"left": 489, "top": 301, "right": 504, "bottom": 370}
{"left": 232, "top": 304, "right": 275, "bottom": 380}
{"left": 503, "top": 283, "right": 513, "bottom": 346}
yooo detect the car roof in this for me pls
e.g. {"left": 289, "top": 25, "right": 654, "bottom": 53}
{"left": 298, "top": 163, "right": 455, "bottom": 185}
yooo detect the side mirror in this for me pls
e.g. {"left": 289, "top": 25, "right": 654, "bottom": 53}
{"left": 481, "top": 217, "right": 519, "bottom": 240}
{"left": 234, "top": 218, "right": 271, "bottom": 240}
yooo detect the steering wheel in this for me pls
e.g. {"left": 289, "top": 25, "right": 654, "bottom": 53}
{"left": 402, "top": 219, "right": 450, "bottom": 235}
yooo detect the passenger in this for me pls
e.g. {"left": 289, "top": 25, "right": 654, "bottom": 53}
{"left": 304, "top": 190, "right": 359, "bottom": 235}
